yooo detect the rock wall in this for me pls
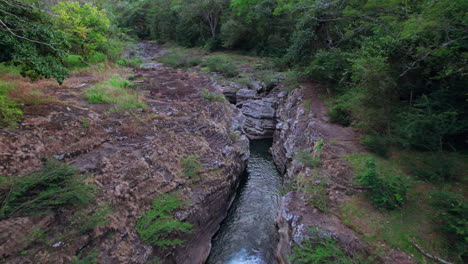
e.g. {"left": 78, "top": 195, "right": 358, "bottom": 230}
{"left": 0, "top": 46, "right": 249, "bottom": 264}
{"left": 271, "top": 84, "right": 415, "bottom": 264}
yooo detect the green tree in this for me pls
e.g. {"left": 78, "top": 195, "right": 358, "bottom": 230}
{"left": 52, "top": 1, "right": 111, "bottom": 57}
{"left": 0, "top": 0, "right": 69, "bottom": 83}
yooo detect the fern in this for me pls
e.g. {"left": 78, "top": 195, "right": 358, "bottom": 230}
{"left": 0, "top": 160, "right": 94, "bottom": 219}
{"left": 137, "top": 194, "right": 192, "bottom": 250}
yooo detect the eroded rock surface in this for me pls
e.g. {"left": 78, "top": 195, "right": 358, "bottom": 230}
{"left": 271, "top": 84, "right": 415, "bottom": 264}
{"left": 238, "top": 98, "right": 278, "bottom": 139}
{"left": 0, "top": 43, "right": 249, "bottom": 264}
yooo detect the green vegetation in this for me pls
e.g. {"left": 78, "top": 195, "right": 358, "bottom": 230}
{"left": 84, "top": 76, "right": 146, "bottom": 112}
{"left": 201, "top": 89, "right": 227, "bottom": 103}
{"left": 0, "top": 160, "right": 94, "bottom": 219}
{"left": 295, "top": 150, "right": 320, "bottom": 168}
{"left": 204, "top": 56, "right": 239, "bottom": 77}
{"left": 117, "top": 56, "right": 144, "bottom": 68}
{"left": 430, "top": 191, "right": 467, "bottom": 261}
{"left": 343, "top": 152, "right": 466, "bottom": 262}
{"left": 52, "top": 2, "right": 111, "bottom": 57}
{"left": 404, "top": 153, "right": 460, "bottom": 183}
{"left": 299, "top": 171, "right": 329, "bottom": 212}
{"left": 290, "top": 228, "right": 358, "bottom": 264}
{"left": 354, "top": 157, "right": 409, "bottom": 210}
{"left": 136, "top": 193, "right": 192, "bottom": 249}
{"left": 81, "top": 119, "right": 90, "bottom": 129}
{"left": 360, "top": 135, "right": 389, "bottom": 158}
{"left": 0, "top": 82, "right": 23, "bottom": 127}
{"left": 181, "top": 154, "right": 202, "bottom": 179}
{"left": 156, "top": 53, "right": 202, "bottom": 68}
{"left": 71, "top": 205, "right": 111, "bottom": 233}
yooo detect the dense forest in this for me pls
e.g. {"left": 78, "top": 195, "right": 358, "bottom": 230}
{"left": 3, "top": 0, "right": 466, "bottom": 151}
{"left": 0, "top": 0, "right": 467, "bottom": 263}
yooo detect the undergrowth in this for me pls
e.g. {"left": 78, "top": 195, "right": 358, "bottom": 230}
{"left": 0, "top": 160, "right": 94, "bottom": 219}
{"left": 156, "top": 53, "right": 201, "bottom": 68}
{"left": 84, "top": 76, "right": 146, "bottom": 112}
{"left": 136, "top": 193, "right": 192, "bottom": 250}
{"left": 0, "top": 82, "right": 23, "bottom": 128}
{"left": 201, "top": 90, "right": 227, "bottom": 103}
{"left": 289, "top": 228, "right": 359, "bottom": 263}
{"left": 354, "top": 157, "right": 409, "bottom": 210}
{"left": 204, "top": 56, "right": 239, "bottom": 78}
{"left": 181, "top": 155, "right": 202, "bottom": 179}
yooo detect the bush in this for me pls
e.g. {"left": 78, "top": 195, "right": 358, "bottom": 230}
{"left": 136, "top": 193, "right": 192, "bottom": 249}
{"left": 52, "top": 1, "right": 111, "bottom": 57}
{"left": 304, "top": 49, "right": 352, "bottom": 89}
{"left": 301, "top": 172, "right": 329, "bottom": 212}
{"left": 205, "top": 56, "right": 239, "bottom": 78}
{"left": 290, "top": 228, "right": 358, "bottom": 264}
{"left": 201, "top": 90, "right": 227, "bottom": 103}
{"left": 64, "top": 55, "right": 87, "bottom": 70}
{"left": 116, "top": 56, "right": 144, "bottom": 68}
{"left": 84, "top": 76, "right": 146, "bottom": 112}
{"left": 156, "top": 53, "right": 202, "bottom": 68}
{"left": 356, "top": 158, "right": 408, "bottom": 210}
{"left": 360, "top": 135, "right": 389, "bottom": 158}
{"left": 405, "top": 153, "right": 459, "bottom": 183}
{"left": 181, "top": 155, "right": 202, "bottom": 179}
{"left": 0, "top": 83, "right": 23, "bottom": 128}
{"left": 296, "top": 150, "right": 320, "bottom": 168}
{"left": 430, "top": 191, "right": 467, "bottom": 261}
{"left": 0, "top": 160, "right": 94, "bottom": 219}
{"left": 328, "top": 103, "right": 351, "bottom": 126}
{"left": 281, "top": 71, "right": 300, "bottom": 92}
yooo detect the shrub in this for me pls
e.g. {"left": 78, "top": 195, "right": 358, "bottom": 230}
{"left": 84, "top": 76, "right": 146, "bottom": 112}
{"left": 430, "top": 191, "right": 467, "bottom": 261}
{"left": 116, "top": 56, "right": 144, "bottom": 68}
{"left": 156, "top": 53, "right": 201, "bottom": 68}
{"left": 136, "top": 193, "right": 192, "bottom": 249}
{"left": 205, "top": 56, "right": 239, "bottom": 78}
{"left": 201, "top": 90, "right": 227, "bottom": 103}
{"left": 301, "top": 171, "right": 329, "bottom": 212}
{"left": 181, "top": 155, "right": 202, "bottom": 179}
{"left": 405, "top": 153, "right": 459, "bottom": 183}
{"left": 52, "top": 1, "right": 111, "bottom": 57}
{"left": 360, "top": 135, "right": 389, "bottom": 158}
{"left": 281, "top": 71, "right": 300, "bottom": 92}
{"left": 87, "top": 52, "right": 108, "bottom": 64}
{"left": 64, "top": 55, "right": 87, "bottom": 70}
{"left": 0, "top": 63, "right": 21, "bottom": 76}
{"left": 256, "top": 70, "right": 277, "bottom": 90}
{"left": 328, "top": 103, "right": 351, "bottom": 126}
{"left": 356, "top": 158, "right": 408, "bottom": 210}
{"left": 0, "top": 83, "right": 23, "bottom": 128}
{"left": 296, "top": 150, "right": 320, "bottom": 168}
{"left": 0, "top": 160, "right": 94, "bottom": 219}
{"left": 304, "top": 49, "right": 352, "bottom": 89}
{"left": 290, "top": 228, "right": 357, "bottom": 264}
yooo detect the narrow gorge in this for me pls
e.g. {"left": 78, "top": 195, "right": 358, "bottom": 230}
{"left": 0, "top": 42, "right": 459, "bottom": 264}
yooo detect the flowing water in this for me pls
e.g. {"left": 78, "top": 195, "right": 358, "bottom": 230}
{"left": 207, "top": 140, "right": 282, "bottom": 264}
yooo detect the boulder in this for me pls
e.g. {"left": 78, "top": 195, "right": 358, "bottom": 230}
{"left": 236, "top": 89, "right": 257, "bottom": 103}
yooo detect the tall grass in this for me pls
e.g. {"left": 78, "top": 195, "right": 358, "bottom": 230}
{"left": 84, "top": 76, "right": 146, "bottom": 112}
